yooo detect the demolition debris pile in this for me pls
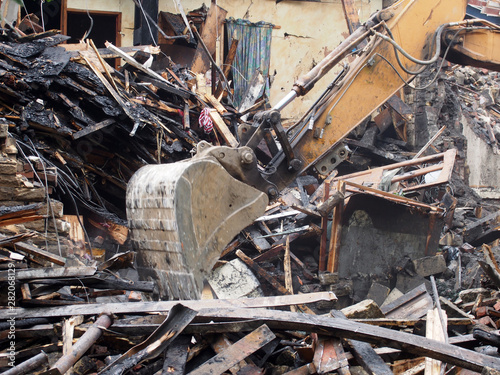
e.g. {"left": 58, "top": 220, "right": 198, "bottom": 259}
{"left": 0, "top": 18, "right": 500, "bottom": 375}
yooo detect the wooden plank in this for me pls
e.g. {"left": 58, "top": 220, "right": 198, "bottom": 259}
{"left": 341, "top": 0, "right": 361, "bottom": 34}
{"left": 479, "top": 246, "right": 500, "bottom": 289}
{"left": 284, "top": 235, "right": 297, "bottom": 313}
{"left": 313, "top": 336, "right": 341, "bottom": 374}
{"left": 100, "top": 305, "right": 197, "bottom": 375}
{"left": 211, "top": 335, "right": 249, "bottom": 374}
{"left": 0, "top": 266, "right": 96, "bottom": 281}
{"left": 8, "top": 238, "right": 66, "bottom": 266}
{"left": 331, "top": 149, "right": 457, "bottom": 195}
{"left": 62, "top": 315, "right": 84, "bottom": 356}
{"left": 332, "top": 339, "right": 351, "bottom": 375}
{"left": 187, "top": 324, "right": 275, "bottom": 375}
{"left": 425, "top": 309, "right": 447, "bottom": 375}
{"left": 214, "top": 37, "right": 239, "bottom": 98}
{"left": 331, "top": 310, "right": 392, "bottom": 375}
{"left": 62, "top": 215, "right": 85, "bottom": 243}
{"left": 205, "top": 93, "right": 227, "bottom": 114}
{"left": 89, "top": 38, "right": 119, "bottom": 93}
{"left": 129, "top": 97, "right": 178, "bottom": 114}
{"left": 61, "top": 44, "right": 159, "bottom": 58}
{"left": 283, "top": 363, "right": 317, "bottom": 375}
{"left": 190, "top": 5, "right": 228, "bottom": 74}
{"left": 162, "top": 335, "right": 191, "bottom": 375}
{"left": 82, "top": 55, "right": 137, "bottom": 128}
{"left": 1, "top": 291, "right": 336, "bottom": 319}
{"left": 192, "top": 309, "right": 500, "bottom": 373}
{"left": 236, "top": 250, "right": 316, "bottom": 314}
{"left": 104, "top": 41, "right": 192, "bottom": 99}
{"left": 327, "top": 181, "right": 344, "bottom": 273}
{"left": 381, "top": 284, "right": 434, "bottom": 321}
{"left": 319, "top": 183, "right": 330, "bottom": 271}
{"left": 354, "top": 318, "right": 471, "bottom": 327}
{"left": 209, "top": 109, "right": 238, "bottom": 147}
{"left": 244, "top": 226, "right": 271, "bottom": 252}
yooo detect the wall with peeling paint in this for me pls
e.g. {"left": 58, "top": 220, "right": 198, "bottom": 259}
{"left": 67, "top": 0, "right": 382, "bottom": 119}
{"left": 162, "top": 0, "right": 382, "bottom": 119}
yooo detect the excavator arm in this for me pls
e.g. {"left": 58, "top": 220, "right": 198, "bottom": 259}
{"left": 127, "top": 0, "right": 500, "bottom": 300}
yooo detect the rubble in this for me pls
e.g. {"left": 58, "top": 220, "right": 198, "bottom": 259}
{"left": 0, "top": 3, "right": 500, "bottom": 375}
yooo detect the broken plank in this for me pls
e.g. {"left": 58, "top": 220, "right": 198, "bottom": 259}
{"left": 214, "top": 37, "right": 239, "bottom": 98}
{"left": 99, "top": 317, "right": 266, "bottom": 337}
{"left": 105, "top": 41, "right": 191, "bottom": 98}
{"left": 190, "top": 5, "right": 228, "bottom": 74}
{"left": 82, "top": 55, "right": 137, "bottom": 126}
{"left": 62, "top": 44, "right": 159, "bottom": 58}
{"left": 0, "top": 266, "right": 96, "bottom": 281}
{"left": 239, "top": 70, "right": 265, "bottom": 115}
{"left": 244, "top": 226, "right": 271, "bottom": 252}
{"left": 162, "top": 335, "right": 191, "bottom": 375}
{"left": 425, "top": 308, "right": 447, "bottom": 375}
{"left": 62, "top": 315, "right": 84, "bottom": 356}
{"left": 313, "top": 336, "right": 341, "bottom": 374}
{"left": 187, "top": 324, "right": 275, "bottom": 375}
{"left": 44, "top": 314, "right": 112, "bottom": 375}
{"left": 1, "top": 291, "right": 336, "bottom": 319}
{"left": 195, "top": 308, "right": 500, "bottom": 373}
{"left": 479, "top": 244, "right": 500, "bottom": 288}
{"left": 236, "top": 249, "right": 316, "bottom": 314}
{"left": 283, "top": 363, "right": 317, "bottom": 375}
{"left": 9, "top": 239, "right": 66, "bottom": 266}
{"left": 354, "top": 318, "right": 471, "bottom": 327}
{"left": 100, "top": 304, "right": 197, "bottom": 375}
{"left": 205, "top": 93, "right": 227, "bottom": 114}
{"left": 284, "top": 236, "right": 297, "bottom": 313}
{"left": 331, "top": 310, "right": 392, "bottom": 375}
{"left": 209, "top": 109, "right": 238, "bottom": 147}
{"left": 72, "top": 119, "right": 115, "bottom": 140}
{"left": 211, "top": 335, "right": 249, "bottom": 374}
{"left": 381, "top": 284, "right": 433, "bottom": 320}
{"left": 129, "top": 97, "right": 178, "bottom": 114}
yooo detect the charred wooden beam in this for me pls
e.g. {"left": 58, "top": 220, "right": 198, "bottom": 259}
{"left": 100, "top": 304, "right": 197, "bottom": 375}
{"left": 42, "top": 314, "right": 112, "bottom": 375}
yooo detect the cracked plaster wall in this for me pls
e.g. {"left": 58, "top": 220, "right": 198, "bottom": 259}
{"left": 162, "top": 0, "right": 382, "bottom": 120}
{"left": 69, "top": 0, "right": 382, "bottom": 120}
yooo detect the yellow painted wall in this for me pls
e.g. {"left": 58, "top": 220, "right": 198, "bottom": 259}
{"left": 161, "top": 0, "right": 382, "bottom": 119}
{"left": 67, "top": 0, "right": 383, "bottom": 119}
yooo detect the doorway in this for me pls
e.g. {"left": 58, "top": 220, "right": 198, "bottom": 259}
{"left": 62, "top": 9, "right": 121, "bottom": 48}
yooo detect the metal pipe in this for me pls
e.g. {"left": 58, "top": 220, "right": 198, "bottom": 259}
{"left": 272, "top": 91, "right": 298, "bottom": 112}
{"left": 292, "top": 17, "right": 377, "bottom": 96}
{"left": 50, "top": 314, "right": 113, "bottom": 375}
{"left": 2, "top": 351, "right": 49, "bottom": 375}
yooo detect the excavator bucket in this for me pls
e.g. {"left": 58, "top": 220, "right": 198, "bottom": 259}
{"left": 126, "top": 156, "right": 268, "bottom": 300}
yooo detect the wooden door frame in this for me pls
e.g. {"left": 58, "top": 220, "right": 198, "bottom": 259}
{"left": 60, "top": 0, "right": 122, "bottom": 47}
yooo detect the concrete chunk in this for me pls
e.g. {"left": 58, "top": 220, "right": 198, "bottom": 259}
{"left": 413, "top": 254, "right": 447, "bottom": 277}
{"left": 341, "top": 299, "right": 384, "bottom": 319}
{"left": 208, "top": 258, "right": 263, "bottom": 299}
{"left": 366, "top": 282, "right": 390, "bottom": 306}
{"left": 318, "top": 271, "right": 339, "bottom": 286}
{"left": 458, "top": 288, "right": 491, "bottom": 304}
